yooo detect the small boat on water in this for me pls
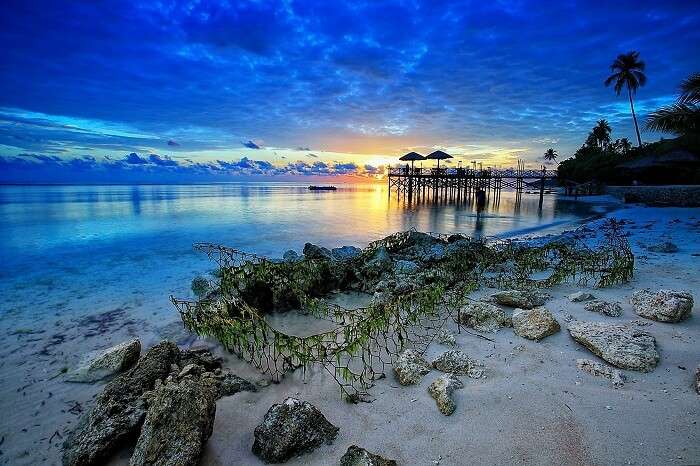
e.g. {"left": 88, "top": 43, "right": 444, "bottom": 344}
{"left": 308, "top": 185, "right": 337, "bottom": 191}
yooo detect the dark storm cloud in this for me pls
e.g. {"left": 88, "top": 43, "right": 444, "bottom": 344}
{"left": 0, "top": 0, "right": 699, "bottom": 182}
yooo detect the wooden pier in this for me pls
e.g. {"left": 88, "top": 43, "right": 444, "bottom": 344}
{"left": 387, "top": 160, "right": 558, "bottom": 205}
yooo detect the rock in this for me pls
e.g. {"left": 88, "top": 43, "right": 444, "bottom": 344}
{"left": 393, "top": 349, "right": 431, "bottom": 385}
{"left": 360, "top": 246, "right": 393, "bottom": 281}
{"left": 583, "top": 300, "right": 623, "bottom": 317}
{"left": 66, "top": 338, "right": 141, "bottom": 383}
{"left": 567, "top": 322, "right": 659, "bottom": 372}
{"left": 340, "top": 445, "right": 397, "bottom": 466}
{"left": 645, "top": 241, "right": 679, "bottom": 253}
{"left": 303, "top": 243, "right": 332, "bottom": 260}
{"left": 129, "top": 376, "right": 219, "bottom": 466}
{"left": 218, "top": 372, "right": 257, "bottom": 398}
{"left": 252, "top": 398, "right": 338, "bottom": 463}
{"left": 282, "top": 250, "right": 301, "bottom": 262}
{"left": 393, "top": 259, "right": 418, "bottom": 275}
{"left": 512, "top": 307, "right": 560, "bottom": 340}
{"left": 431, "top": 350, "right": 484, "bottom": 379}
{"left": 458, "top": 302, "right": 511, "bottom": 333}
{"left": 630, "top": 289, "right": 693, "bottom": 323}
{"left": 331, "top": 246, "right": 362, "bottom": 261}
{"left": 576, "top": 359, "right": 626, "bottom": 388}
{"left": 63, "top": 341, "right": 180, "bottom": 466}
{"left": 569, "top": 291, "right": 595, "bottom": 302}
{"left": 428, "top": 373, "right": 464, "bottom": 416}
{"left": 696, "top": 367, "right": 700, "bottom": 395}
{"left": 179, "top": 348, "right": 223, "bottom": 372}
{"left": 392, "top": 231, "right": 446, "bottom": 263}
{"left": 436, "top": 330, "right": 456, "bottom": 346}
{"left": 490, "top": 290, "right": 549, "bottom": 309}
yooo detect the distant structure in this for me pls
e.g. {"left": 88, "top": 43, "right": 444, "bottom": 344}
{"left": 389, "top": 153, "right": 557, "bottom": 206}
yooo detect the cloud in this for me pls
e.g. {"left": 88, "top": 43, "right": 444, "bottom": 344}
{"left": 125, "top": 152, "right": 149, "bottom": 164}
{"left": 149, "top": 154, "right": 178, "bottom": 166}
{"left": 242, "top": 140, "right": 261, "bottom": 149}
{"left": 306, "top": 153, "right": 318, "bottom": 158}
{"left": 1, "top": 0, "right": 699, "bottom": 177}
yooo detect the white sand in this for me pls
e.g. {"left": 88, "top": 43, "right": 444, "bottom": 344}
{"left": 1, "top": 205, "right": 698, "bottom": 465}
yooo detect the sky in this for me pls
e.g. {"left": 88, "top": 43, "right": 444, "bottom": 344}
{"left": 0, "top": 0, "right": 698, "bottom": 183}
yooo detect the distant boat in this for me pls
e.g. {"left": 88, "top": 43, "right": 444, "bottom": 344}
{"left": 308, "top": 185, "right": 337, "bottom": 191}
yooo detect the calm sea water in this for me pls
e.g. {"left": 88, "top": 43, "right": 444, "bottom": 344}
{"left": 0, "top": 183, "right": 615, "bottom": 328}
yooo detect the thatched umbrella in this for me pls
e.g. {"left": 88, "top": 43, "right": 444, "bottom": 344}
{"left": 399, "top": 151, "right": 426, "bottom": 170}
{"left": 426, "top": 150, "right": 453, "bottom": 169}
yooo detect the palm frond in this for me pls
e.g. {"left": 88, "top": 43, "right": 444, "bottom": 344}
{"left": 645, "top": 103, "right": 700, "bottom": 135}
{"left": 678, "top": 72, "right": 700, "bottom": 105}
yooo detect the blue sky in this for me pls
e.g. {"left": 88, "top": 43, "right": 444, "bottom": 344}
{"left": 1, "top": 0, "right": 698, "bottom": 183}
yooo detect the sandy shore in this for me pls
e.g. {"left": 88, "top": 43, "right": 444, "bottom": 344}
{"left": 1, "top": 203, "right": 699, "bottom": 465}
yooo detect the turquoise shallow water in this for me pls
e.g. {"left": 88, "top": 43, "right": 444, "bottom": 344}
{"left": 0, "top": 183, "right": 614, "bottom": 327}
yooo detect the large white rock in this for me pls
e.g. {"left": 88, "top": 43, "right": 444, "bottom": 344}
{"left": 393, "top": 349, "right": 431, "bottom": 385}
{"left": 583, "top": 300, "right": 623, "bottom": 317}
{"left": 512, "top": 307, "right": 560, "bottom": 340}
{"left": 67, "top": 338, "right": 141, "bottom": 383}
{"left": 428, "top": 373, "right": 464, "bottom": 416}
{"left": 489, "top": 289, "right": 550, "bottom": 309}
{"left": 630, "top": 289, "right": 693, "bottom": 323}
{"left": 431, "top": 350, "right": 484, "bottom": 379}
{"left": 568, "top": 322, "right": 659, "bottom": 372}
{"left": 458, "top": 301, "right": 511, "bottom": 333}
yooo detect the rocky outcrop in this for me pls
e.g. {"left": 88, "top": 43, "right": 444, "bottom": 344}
{"left": 390, "top": 231, "right": 446, "bottom": 263}
{"left": 282, "top": 250, "right": 301, "bottom": 262}
{"left": 431, "top": 350, "right": 484, "bottom": 379}
{"left": 393, "top": 349, "right": 431, "bottom": 385}
{"left": 458, "top": 302, "right": 511, "bottom": 333}
{"left": 303, "top": 243, "right": 332, "bottom": 260}
{"left": 218, "top": 372, "right": 257, "bottom": 398}
{"left": 428, "top": 373, "right": 464, "bottom": 416}
{"left": 630, "top": 289, "right": 693, "bottom": 323}
{"left": 252, "top": 398, "right": 338, "bottom": 463}
{"left": 129, "top": 375, "right": 220, "bottom": 466}
{"left": 393, "top": 259, "right": 418, "bottom": 275}
{"left": 63, "top": 341, "right": 180, "bottom": 466}
{"left": 340, "top": 445, "right": 397, "bottom": 466}
{"left": 576, "top": 359, "right": 626, "bottom": 388}
{"left": 66, "top": 338, "right": 141, "bottom": 383}
{"left": 489, "top": 290, "right": 549, "bottom": 309}
{"left": 359, "top": 246, "right": 393, "bottom": 283}
{"left": 512, "top": 307, "right": 560, "bottom": 340}
{"left": 568, "top": 322, "right": 659, "bottom": 372}
{"left": 331, "top": 246, "right": 362, "bottom": 261}
{"left": 583, "top": 300, "right": 623, "bottom": 317}
{"left": 436, "top": 330, "right": 456, "bottom": 346}
{"left": 569, "top": 291, "right": 595, "bottom": 302}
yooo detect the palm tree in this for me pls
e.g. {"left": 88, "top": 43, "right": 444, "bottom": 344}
{"left": 645, "top": 72, "right": 700, "bottom": 136}
{"left": 592, "top": 119, "right": 612, "bottom": 148}
{"left": 604, "top": 51, "right": 647, "bottom": 146}
{"left": 618, "top": 137, "right": 632, "bottom": 154}
{"left": 543, "top": 148, "right": 558, "bottom": 162}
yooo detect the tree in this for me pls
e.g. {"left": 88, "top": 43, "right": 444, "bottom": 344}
{"left": 645, "top": 72, "right": 700, "bottom": 136}
{"left": 604, "top": 51, "right": 647, "bottom": 146}
{"left": 543, "top": 148, "right": 558, "bottom": 162}
{"left": 591, "top": 119, "right": 612, "bottom": 148}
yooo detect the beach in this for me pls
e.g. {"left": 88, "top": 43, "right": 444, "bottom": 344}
{"left": 0, "top": 197, "right": 697, "bottom": 465}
